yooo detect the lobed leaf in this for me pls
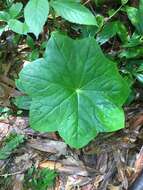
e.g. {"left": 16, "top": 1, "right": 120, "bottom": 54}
{"left": 18, "top": 32, "right": 130, "bottom": 148}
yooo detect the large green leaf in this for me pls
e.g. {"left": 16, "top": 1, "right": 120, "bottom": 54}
{"left": 51, "top": 0, "right": 97, "bottom": 25}
{"left": 18, "top": 32, "right": 129, "bottom": 148}
{"left": 24, "top": 0, "right": 49, "bottom": 38}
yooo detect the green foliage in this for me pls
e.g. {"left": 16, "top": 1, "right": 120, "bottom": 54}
{"left": 24, "top": 167, "right": 57, "bottom": 190}
{"left": 0, "top": 134, "right": 25, "bottom": 160}
{"left": 26, "top": 35, "right": 35, "bottom": 49}
{"left": 8, "top": 19, "right": 29, "bottom": 34}
{"left": 0, "top": 2, "right": 26, "bottom": 35}
{"left": 94, "top": 0, "right": 106, "bottom": 6}
{"left": 0, "top": 11, "right": 10, "bottom": 21}
{"left": 8, "top": 2, "right": 23, "bottom": 18}
{"left": 17, "top": 32, "right": 130, "bottom": 148}
{"left": 132, "top": 63, "right": 143, "bottom": 83}
{"left": 27, "top": 49, "right": 40, "bottom": 61}
{"left": 119, "top": 47, "right": 143, "bottom": 59}
{"left": 0, "top": 107, "right": 11, "bottom": 118}
{"left": 123, "top": 33, "right": 143, "bottom": 48}
{"left": 121, "top": 0, "right": 128, "bottom": 5}
{"left": 0, "top": 0, "right": 97, "bottom": 37}
{"left": 0, "top": 2, "right": 23, "bottom": 21}
{"left": 24, "top": 0, "right": 49, "bottom": 38}
{"left": 50, "top": 0, "right": 97, "bottom": 26}
{"left": 126, "top": 0, "right": 143, "bottom": 34}
{"left": 97, "top": 21, "right": 128, "bottom": 44}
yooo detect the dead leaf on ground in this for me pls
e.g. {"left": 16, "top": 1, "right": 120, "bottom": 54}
{"left": 65, "top": 175, "right": 92, "bottom": 190}
{"left": 12, "top": 174, "right": 24, "bottom": 190}
{"left": 39, "top": 160, "right": 95, "bottom": 176}
{"left": 130, "top": 146, "right": 143, "bottom": 183}
{"left": 113, "top": 150, "right": 128, "bottom": 189}
{"left": 0, "top": 122, "right": 9, "bottom": 142}
{"left": 94, "top": 175, "right": 104, "bottom": 189}
{"left": 27, "top": 139, "right": 67, "bottom": 156}
{"left": 108, "top": 184, "right": 121, "bottom": 190}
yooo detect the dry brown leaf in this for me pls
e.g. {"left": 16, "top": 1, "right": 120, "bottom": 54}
{"left": 108, "top": 184, "right": 121, "bottom": 190}
{"left": 113, "top": 150, "right": 128, "bottom": 189}
{"left": 81, "top": 184, "right": 94, "bottom": 190}
{"left": 134, "top": 146, "right": 143, "bottom": 174}
{"left": 12, "top": 174, "right": 24, "bottom": 190}
{"left": 0, "top": 122, "right": 9, "bottom": 142}
{"left": 65, "top": 175, "right": 92, "bottom": 189}
{"left": 130, "top": 146, "right": 143, "bottom": 183}
{"left": 94, "top": 175, "right": 104, "bottom": 189}
{"left": 39, "top": 160, "right": 93, "bottom": 176}
{"left": 27, "top": 139, "right": 67, "bottom": 156}
{"left": 130, "top": 114, "right": 143, "bottom": 129}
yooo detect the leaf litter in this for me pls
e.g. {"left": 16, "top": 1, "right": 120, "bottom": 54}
{"left": 0, "top": 104, "right": 143, "bottom": 190}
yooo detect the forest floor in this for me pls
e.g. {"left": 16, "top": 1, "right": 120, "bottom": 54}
{"left": 1, "top": 103, "right": 143, "bottom": 190}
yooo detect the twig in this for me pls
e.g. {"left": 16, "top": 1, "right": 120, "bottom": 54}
{"left": 83, "top": 0, "right": 91, "bottom": 5}
{"left": 106, "top": 4, "right": 123, "bottom": 21}
{"left": 0, "top": 171, "right": 23, "bottom": 177}
{"left": 96, "top": 4, "right": 124, "bottom": 35}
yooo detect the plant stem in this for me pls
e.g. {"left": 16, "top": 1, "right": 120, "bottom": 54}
{"left": 107, "top": 4, "right": 123, "bottom": 21}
